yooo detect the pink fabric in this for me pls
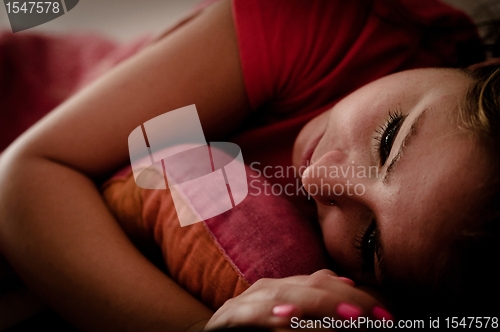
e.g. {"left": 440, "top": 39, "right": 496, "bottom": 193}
{"left": 204, "top": 168, "right": 331, "bottom": 283}
{"left": 0, "top": 32, "right": 151, "bottom": 152}
{"left": 151, "top": 143, "right": 331, "bottom": 283}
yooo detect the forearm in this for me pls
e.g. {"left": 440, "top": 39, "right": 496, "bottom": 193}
{"left": 0, "top": 153, "right": 213, "bottom": 331}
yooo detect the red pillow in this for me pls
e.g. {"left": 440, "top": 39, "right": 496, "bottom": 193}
{"left": 102, "top": 148, "right": 331, "bottom": 309}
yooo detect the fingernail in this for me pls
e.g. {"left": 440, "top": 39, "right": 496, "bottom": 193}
{"left": 372, "top": 306, "right": 394, "bottom": 321}
{"left": 337, "top": 303, "right": 361, "bottom": 319}
{"left": 337, "top": 277, "right": 355, "bottom": 287}
{"left": 272, "top": 304, "right": 297, "bottom": 317}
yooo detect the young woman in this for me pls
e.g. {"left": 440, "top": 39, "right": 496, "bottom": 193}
{"left": 207, "top": 64, "right": 500, "bottom": 329}
{"left": 0, "top": 0, "right": 497, "bottom": 330}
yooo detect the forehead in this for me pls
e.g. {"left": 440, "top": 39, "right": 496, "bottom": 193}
{"left": 375, "top": 69, "right": 489, "bottom": 285}
{"left": 370, "top": 68, "right": 469, "bottom": 99}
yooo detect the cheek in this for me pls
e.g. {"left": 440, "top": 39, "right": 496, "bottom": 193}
{"left": 376, "top": 144, "right": 482, "bottom": 284}
{"left": 321, "top": 220, "right": 357, "bottom": 275}
{"left": 317, "top": 205, "right": 368, "bottom": 277}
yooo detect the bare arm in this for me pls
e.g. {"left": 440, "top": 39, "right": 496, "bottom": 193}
{"left": 0, "top": 1, "right": 250, "bottom": 331}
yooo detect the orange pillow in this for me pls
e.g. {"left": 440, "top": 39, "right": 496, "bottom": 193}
{"left": 101, "top": 166, "right": 330, "bottom": 310}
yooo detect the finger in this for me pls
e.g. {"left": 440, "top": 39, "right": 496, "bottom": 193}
{"left": 246, "top": 270, "right": 342, "bottom": 292}
{"left": 205, "top": 299, "right": 303, "bottom": 330}
{"left": 221, "top": 270, "right": 393, "bottom": 322}
{"left": 252, "top": 270, "right": 354, "bottom": 290}
{"left": 244, "top": 278, "right": 392, "bottom": 321}
{"left": 247, "top": 271, "right": 356, "bottom": 304}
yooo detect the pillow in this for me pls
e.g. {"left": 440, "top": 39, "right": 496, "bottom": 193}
{"left": 101, "top": 153, "right": 331, "bottom": 310}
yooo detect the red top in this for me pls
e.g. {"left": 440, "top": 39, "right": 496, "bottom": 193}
{"left": 229, "top": 0, "right": 483, "bottom": 163}
{"left": 229, "top": 0, "right": 483, "bottom": 190}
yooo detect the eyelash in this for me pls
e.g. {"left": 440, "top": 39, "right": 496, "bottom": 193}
{"left": 355, "top": 110, "right": 405, "bottom": 277}
{"left": 354, "top": 219, "right": 378, "bottom": 276}
{"left": 374, "top": 109, "right": 405, "bottom": 165}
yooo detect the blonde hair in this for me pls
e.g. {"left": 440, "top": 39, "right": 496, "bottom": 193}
{"left": 459, "top": 63, "right": 500, "bottom": 139}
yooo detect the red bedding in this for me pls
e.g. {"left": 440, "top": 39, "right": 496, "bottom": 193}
{"left": 0, "top": 31, "right": 151, "bottom": 330}
{"left": 0, "top": 31, "right": 151, "bottom": 152}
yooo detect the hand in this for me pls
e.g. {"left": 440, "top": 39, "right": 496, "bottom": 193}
{"left": 205, "top": 269, "right": 393, "bottom": 330}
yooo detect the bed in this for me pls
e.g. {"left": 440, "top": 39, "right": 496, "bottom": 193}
{"left": 1, "top": 0, "right": 498, "bottom": 330}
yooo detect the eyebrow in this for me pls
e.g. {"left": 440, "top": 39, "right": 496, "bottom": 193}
{"left": 382, "top": 109, "right": 428, "bottom": 183}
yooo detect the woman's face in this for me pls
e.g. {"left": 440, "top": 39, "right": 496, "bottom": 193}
{"left": 293, "top": 68, "right": 490, "bottom": 288}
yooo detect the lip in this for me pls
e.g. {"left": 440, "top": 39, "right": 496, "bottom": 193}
{"left": 300, "top": 131, "right": 324, "bottom": 169}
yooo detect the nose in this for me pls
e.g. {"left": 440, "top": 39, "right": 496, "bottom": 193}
{"left": 301, "top": 150, "right": 373, "bottom": 207}
{"left": 302, "top": 150, "right": 380, "bottom": 282}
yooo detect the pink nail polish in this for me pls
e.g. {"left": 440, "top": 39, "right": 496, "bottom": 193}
{"left": 337, "top": 277, "right": 355, "bottom": 287}
{"left": 372, "top": 306, "right": 394, "bottom": 321}
{"left": 272, "top": 304, "right": 297, "bottom": 317}
{"left": 337, "top": 303, "right": 362, "bottom": 319}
